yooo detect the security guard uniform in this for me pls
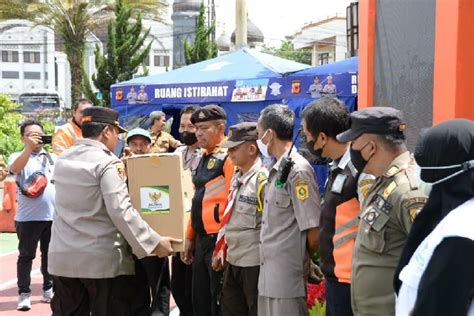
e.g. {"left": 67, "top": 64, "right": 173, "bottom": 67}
{"left": 186, "top": 105, "right": 235, "bottom": 316}
{"left": 49, "top": 107, "right": 162, "bottom": 315}
{"left": 337, "top": 107, "right": 428, "bottom": 316}
{"left": 258, "top": 150, "right": 321, "bottom": 316}
{"left": 217, "top": 122, "right": 268, "bottom": 316}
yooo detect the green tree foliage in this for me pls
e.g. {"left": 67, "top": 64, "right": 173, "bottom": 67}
{"left": 262, "top": 40, "right": 312, "bottom": 65}
{"left": 84, "top": 0, "right": 152, "bottom": 107}
{"left": 0, "top": 95, "right": 57, "bottom": 159}
{"left": 0, "top": 95, "right": 23, "bottom": 159}
{"left": 0, "top": 0, "right": 167, "bottom": 107}
{"left": 183, "top": 2, "right": 218, "bottom": 65}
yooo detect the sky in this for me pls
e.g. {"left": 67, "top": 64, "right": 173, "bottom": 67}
{"left": 198, "top": 0, "right": 353, "bottom": 47}
{"left": 0, "top": 1, "right": 352, "bottom": 51}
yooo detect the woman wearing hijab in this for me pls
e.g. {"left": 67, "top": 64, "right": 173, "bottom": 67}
{"left": 394, "top": 119, "right": 474, "bottom": 316}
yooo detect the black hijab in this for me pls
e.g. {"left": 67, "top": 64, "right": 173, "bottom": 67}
{"left": 394, "top": 119, "right": 474, "bottom": 293}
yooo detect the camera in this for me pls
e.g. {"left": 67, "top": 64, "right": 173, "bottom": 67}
{"left": 41, "top": 135, "right": 53, "bottom": 144}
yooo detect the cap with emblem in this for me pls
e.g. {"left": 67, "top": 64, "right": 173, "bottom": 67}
{"left": 82, "top": 107, "right": 127, "bottom": 133}
{"left": 126, "top": 128, "right": 151, "bottom": 143}
{"left": 191, "top": 104, "right": 227, "bottom": 124}
{"left": 336, "top": 106, "right": 406, "bottom": 143}
{"left": 219, "top": 122, "right": 258, "bottom": 148}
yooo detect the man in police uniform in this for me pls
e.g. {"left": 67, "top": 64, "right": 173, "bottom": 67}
{"left": 256, "top": 104, "right": 321, "bottom": 316}
{"left": 211, "top": 122, "right": 267, "bottom": 316}
{"left": 182, "top": 105, "right": 235, "bottom": 316}
{"left": 336, "top": 107, "right": 427, "bottom": 316}
{"left": 49, "top": 107, "right": 181, "bottom": 315}
{"left": 149, "top": 110, "right": 181, "bottom": 153}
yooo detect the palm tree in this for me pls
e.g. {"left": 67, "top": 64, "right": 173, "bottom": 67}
{"left": 0, "top": 0, "right": 167, "bottom": 105}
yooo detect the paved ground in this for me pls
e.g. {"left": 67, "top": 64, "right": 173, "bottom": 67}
{"left": 0, "top": 233, "right": 180, "bottom": 316}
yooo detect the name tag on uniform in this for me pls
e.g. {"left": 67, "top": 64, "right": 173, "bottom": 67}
{"left": 331, "top": 174, "right": 347, "bottom": 194}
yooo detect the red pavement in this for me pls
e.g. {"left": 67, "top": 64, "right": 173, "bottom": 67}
{"left": 0, "top": 251, "right": 51, "bottom": 315}
{"left": 0, "top": 251, "right": 178, "bottom": 316}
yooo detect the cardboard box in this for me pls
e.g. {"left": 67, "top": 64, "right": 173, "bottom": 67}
{"left": 127, "top": 153, "right": 194, "bottom": 252}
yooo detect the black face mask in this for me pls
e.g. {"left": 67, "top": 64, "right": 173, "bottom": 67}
{"left": 306, "top": 140, "right": 323, "bottom": 160}
{"left": 181, "top": 132, "right": 197, "bottom": 146}
{"left": 350, "top": 142, "right": 372, "bottom": 172}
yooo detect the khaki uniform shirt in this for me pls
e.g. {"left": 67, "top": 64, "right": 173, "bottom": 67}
{"left": 150, "top": 131, "right": 179, "bottom": 153}
{"left": 351, "top": 152, "right": 428, "bottom": 316}
{"left": 49, "top": 139, "right": 161, "bottom": 279}
{"left": 259, "top": 150, "right": 321, "bottom": 298}
{"left": 226, "top": 160, "right": 268, "bottom": 267}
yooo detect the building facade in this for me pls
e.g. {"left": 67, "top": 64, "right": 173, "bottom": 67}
{"left": 291, "top": 16, "right": 348, "bottom": 66}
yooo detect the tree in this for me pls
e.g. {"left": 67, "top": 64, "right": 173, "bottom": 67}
{"left": 262, "top": 40, "right": 312, "bottom": 65}
{"left": 0, "top": 94, "right": 55, "bottom": 159}
{"left": 0, "top": 94, "right": 23, "bottom": 159}
{"left": 0, "top": 0, "right": 167, "bottom": 106}
{"left": 84, "top": 0, "right": 152, "bottom": 107}
{"left": 183, "top": 2, "right": 218, "bottom": 65}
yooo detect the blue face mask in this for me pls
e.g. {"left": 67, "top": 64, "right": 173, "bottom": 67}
{"left": 419, "top": 160, "right": 474, "bottom": 187}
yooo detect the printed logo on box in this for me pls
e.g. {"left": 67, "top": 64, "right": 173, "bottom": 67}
{"left": 140, "top": 186, "right": 170, "bottom": 214}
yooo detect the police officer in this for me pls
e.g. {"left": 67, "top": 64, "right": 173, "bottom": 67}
{"left": 301, "top": 98, "right": 374, "bottom": 316}
{"left": 336, "top": 107, "right": 427, "bottom": 316}
{"left": 172, "top": 105, "right": 201, "bottom": 316}
{"left": 182, "top": 105, "right": 235, "bottom": 316}
{"left": 212, "top": 122, "right": 268, "bottom": 316}
{"left": 256, "top": 104, "right": 321, "bottom": 316}
{"left": 49, "top": 107, "right": 181, "bottom": 315}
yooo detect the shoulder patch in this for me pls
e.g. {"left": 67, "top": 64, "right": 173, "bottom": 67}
{"left": 402, "top": 197, "right": 427, "bottom": 222}
{"left": 116, "top": 162, "right": 127, "bottom": 181}
{"left": 385, "top": 166, "right": 400, "bottom": 177}
{"left": 295, "top": 178, "right": 309, "bottom": 201}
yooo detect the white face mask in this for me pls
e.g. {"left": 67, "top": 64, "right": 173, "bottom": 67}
{"left": 414, "top": 164, "right": 433, "bottom": 196}
{"left": 257, "top": 130, "right": 271, "bottom": 158}
{"left": 419, "top": 160, "right": 474, "bottom": 186}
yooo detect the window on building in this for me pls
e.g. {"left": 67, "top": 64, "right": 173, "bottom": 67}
{"left": 24, "top": 72, "right": 41, "bottom": 80}
{"left": 2, "top": 51, "right": 19, "bottom": 62}
{"left": 319, "top": 53, "right": 329, "bottom": 65}
{"left": 2, "top": 71, "right": 20, "bottom": 79}
{"left": 24, "top": 51, "right": 40, "bottom": 63}
{"left": 143, "top": 55, "right": 150, "bottom": 66}
{"left": 154, "top": 55, "right": 170, "bottom": 67}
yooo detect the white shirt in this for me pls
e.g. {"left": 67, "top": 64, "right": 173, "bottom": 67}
{"left": 396, "top": 198, "right": 474, "bottom": 316}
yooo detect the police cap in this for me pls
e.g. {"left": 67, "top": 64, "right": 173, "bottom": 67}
{"left": 191, "top": 104, "right": 227, "bottom": 124}
{"left": 82, "top": 107, "right": 127, "bottom": 134}
{"left": 219, "top": 122, "right": 258, "bottom": 148}
{"left": 336, "top": 107, "right": 406, "bottom": 142}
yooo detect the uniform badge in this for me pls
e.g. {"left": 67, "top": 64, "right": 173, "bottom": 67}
{"left": 198, "top": 111, "right": 206, "bottom": 119}
{"left": 331, "top": 174, "right": 347, "bottom": 194}
{"left": 374, "top": 194, "right": 392, "bottom": 214}
{"left": 295, "top": 178, "right": 309, "bottom": 201}
{"left": 207, "top": 158, "right": 217, "bottom": 169}
{"left": 362, "top": 206, "right": 380, "bottom": 228}
{"left": 116, "top": 163, "right": 126, "bottom": 181}
{"left": 402, "top": 197, "right": 427, "bottom": 222}
{"left": 383, "top": 181, "right": 398, "bottom": 198}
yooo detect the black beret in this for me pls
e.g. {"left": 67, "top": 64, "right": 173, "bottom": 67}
{"left": 191, "top": 105, "right": 227, "bottom": 124}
